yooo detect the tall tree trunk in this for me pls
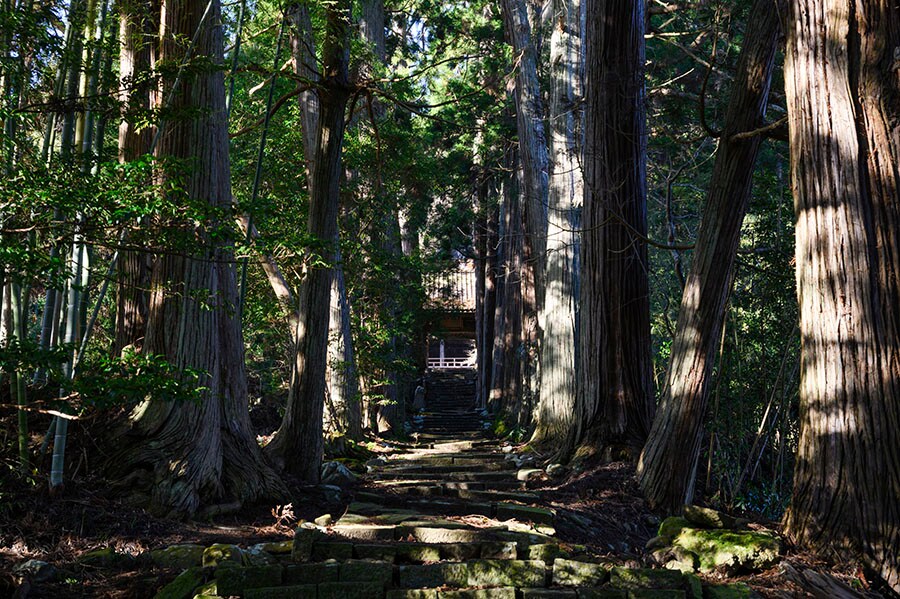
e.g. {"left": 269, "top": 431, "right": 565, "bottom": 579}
{"left": 532, "top": 0, "right": 584, "bottom": 446}
{"left": 502, "top": 0, "right": 549, "bottom": 419}
{"left": 781, "top": 0, "right": 900, "bottom": 588}
{"left": 637, "top": 0, "right": 780, "bottom": 511}
{"left": 562, "top": 0, "right": 654, "bottom": 460}
{"left": 114, "top": 0, "right": 154, "bottom": 354}
{"left": 108, "top": 0, "right": 283, "bottom": 517}
{"left": 266, "top": 1, "right": 351, "bottom": 482}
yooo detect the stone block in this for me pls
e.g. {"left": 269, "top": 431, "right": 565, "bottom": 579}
{"left": 576, "top": 590, "right": 628, "bottom": 599}
{"left": 396, "top": 544, "right": 442, "bottom": 563}
{"left": 340, "top": 559, "right": 393, "bottom": 585}
{"left": 479, "top": 541, "right": 518, "bottom": 560}
{"left": 312, "top": 542, "right": 355, "bottom": 561}
{"left": 356, "top": 544, "right": 399, "bottom": 562}
{"left": 216, "top": 565, "right": 283, "bottom": 596}
{"left": 465, "top": 559, "right": 547, "bottom": 587}
{"left": 284, "top": 562, "right": 340, "bottom": 584}
{"left": 438, "top": 589, "right": 516, "bottom": 599}
{"left": 553, "top": 559, "right": 609, "bottom": 587}
{"left": 526, "top": 544, "right": 561, "bottom": 562}
{"left": 495, "top": 503, "right": 555, "bottom": 525}
{"left": 609, "top": 568, "right": 683, "bottom": 590}
{"left": 318, "top": 581, "right": 384, "bottom": 599}
{"left": 154, "top": 567, "right": 205, "bottom": 599}
{"left": 244, "top": 585, "right": 317, "bottom": 599}
{"left": 399, "top": 563, "right": 469, "bottom": 588}
{"left": 404, "top": 527, "right": 484, "bottom": 544}
{"left": 202, "top": 544, "right": 243, "bottom": 569}
{"left": 333, "top": 524, "right": 397, "bottom": 541}
{"left": 440, "top": 543, "right": 481, "bottom": 561}
{"left": 260, "top": 541, "right": 293, "bottom": 554}
{"left": 293, "top": 527, "right": 326, "bottom": 562}
{"left": 672, "top": 529, "right": 780, "bottom": 574}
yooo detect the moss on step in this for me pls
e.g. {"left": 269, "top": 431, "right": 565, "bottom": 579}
{"left": 215, "top": 565, "right": 283, "bottom": 596}
{"left": 609, "top": 567, "right": 684, "bottom": 590}
{"left": 552, "top": 559, "right": 609, "bottom": 587}
{"left": 153, "top": 567, "right": 206, "bottom": 599}
{"left": 672, "top": 529, "right": 779, "bottom": 573}
{"left": 150, "top": 545, "right": 206, "bottom": 569}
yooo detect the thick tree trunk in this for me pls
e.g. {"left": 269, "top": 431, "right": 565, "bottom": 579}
{"left": 532, "top": 0, "right": 584, "bottom": 446}
{"left": 108, "top": 0, "right": 283, "bottom": 517}
{"left": 562, "top": 0, "right": 654, "bottom": 460}
{"left": 114, "top": 0, "right": 154, "bottom": 354}
{"left": 637, "top": 0, "right": 780, "bottom": 511}
{"left": 475, "top": 180, "right": 498, "bottom": 411}
{"left": 781, "top": 0, "right": 900, "bottom": 588}
{"left": 266, "top": 2, "right": 351, "bottom": 482}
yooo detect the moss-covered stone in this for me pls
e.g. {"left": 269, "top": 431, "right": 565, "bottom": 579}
{"left": 609, "top": 568, "right": 684, "bottom": 590}
{"left": 201, "top": 544, "right": 243, "bottom": 568}
{"left": 526, "top": 544, "right": 562, "bottom": 562}
{"left": 191, "top": 580, "right": 217, "bottom": 598}
{"left": 552, "top": 559, "right": 609, "bottom": 586}
{"left": 703, "top": 583, "right": 753, "bottom": 599}
{"left": 284, "top": 562, "right": 340, "bottom": 584}
{"left": 80, "top": 547, "right": 134, "bottom": 568}
{"left": 672, "top": 529, "right": 780, "bottom": 574}
{"left": 480, "top": 541, "right": 518, "bottom": 560}
{"left": 520, "top": 589, "right": 577, "bottom": 598}
{"left": 318, "top": 581, "right": 383, "bottom": 599}
{"left": 215, "top": 565, "right": 283, "bottom": 596}
{"left": 396, "top": 543, "right": 442, "bottom": 563}
{"left": 260, "top": 541, "right": 293, "bottom": 554}
{"left": 154, "top": 567, "right": 205, "bottom": 599}
{"left": 465, "top": 559, "right": 547, "bottom": 587}
{"left": 440, "top": 543, "right": 482, "bottom": 561}
{"left": 151, "top": 545, "right": 206, "bottom": 569}
{"left": 311, "top": 542, "right": 354, "bottom": 561}
{"left": 682, "top": 506, "right": 739, "bottom": 530}
{"left": 683, "top": 572, "right": 703, "bottom": 599}
{"left": 244, "top": 585, "right": 317, "bottom": 599}
{"left": 292, "top": 527, "right": 326, "bottom": 562}
{"left": 340, "top": 559, "right": 393, "bottom": 585}
{"left": 398, "top": 563, "right": 469, "bottom": 588}
{"left": 657, "top": 518, "right": 690, "bottom": 540}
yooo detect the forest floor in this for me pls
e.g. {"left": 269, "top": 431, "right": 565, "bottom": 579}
{"left": 0, "top": 409, "right": 886, "bottom": 598}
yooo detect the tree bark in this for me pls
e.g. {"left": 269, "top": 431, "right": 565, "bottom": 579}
{"left": 266, "top": 1, "right": 351, "bottom": 482}
{"left": 781, "top": 0, "right": 900, "bottom": 588}
{"left": 562, "top": 0, "right": 654, "bottom": 460}
{"left": 532, "top": 0, "right": 584, "bottom": 446}
{"left": 108, "top": 0, "right": 283, "bottom": 517}
{"left": 637, "top": 0, "right": 781, "bottom": 511}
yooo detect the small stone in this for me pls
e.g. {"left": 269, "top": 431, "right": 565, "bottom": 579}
{"left": 154, "top": 566, "right": 205, "bottom": 599}
{"left": 553, "top": 559, "right": 609, "bottom": 587}
{"left": 311, "top": 542, "right": 354, "bottom": 561}
{"left": 284, "top": 562, "right": 340, "bottom": 584}
{"left": 202, "top": 544, "right": 243, "bottom": 568}
{"left": 321, "top": 461, "right": 358, "bottom": 486}
{"left": 318, "top": 581, "right": 383, "bottom": 599}
{"left": 546, "top": 463, "right": 568, "bottom": 478}
{"left": 682, "top": 505, "right": 739, "bottom": 530}
{"left": 480, "top": 541, "right": 518, "bottom": 560}
{"left": 245, "top": 585, "right": 317, "bottom": 599}
{"left": 150, "top": 545, "right": 206, "bottom": 569}
{"left": 340, "top": 559, "right": 393, "bottom": 585}
{"left": 215, "top": 565, "right": 283, "bottom": 596}
{"left": 12, "top": 560, "right": 57, "bottom": 584}
{"left": 609, "top": 567, "right": 683, "bottom": 590}
{"left": 517, "top": 469, "right": 543, "bottom": 482}
{"left": 315, "top": 514, "right": 335, "bottom": 527}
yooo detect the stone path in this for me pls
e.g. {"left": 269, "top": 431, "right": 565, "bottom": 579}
{"left": 153, "top": 373, "right": 755, "bottom": 599}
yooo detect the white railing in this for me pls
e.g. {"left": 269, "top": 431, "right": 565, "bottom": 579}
{"left": 428, "top": 356, "right": 476, "bottom": 370}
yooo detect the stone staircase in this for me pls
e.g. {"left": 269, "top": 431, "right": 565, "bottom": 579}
{"left": 152, "top": 384, "right": 754, "bottom": 598}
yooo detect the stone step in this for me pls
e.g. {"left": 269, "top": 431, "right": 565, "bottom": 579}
{"left": 374, "top": 470, "right": 518, "bottom": 481}
{"left": 378, "top": 485, "right": 541, "bottom": 503}
{"left": 377, "top": 463, "right": 516, "bottom": 474}
{"left": 350, "top": 494, "right": 555, "bottom": 525}
{"left": 371, "top": 479, "right": 527, "bottom": 491}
